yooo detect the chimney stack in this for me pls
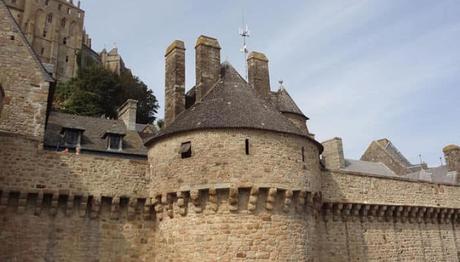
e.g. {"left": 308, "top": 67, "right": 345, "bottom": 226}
{"left": 164, "top": 40, "right": 186, "bottom": 127}
{"left": 195, "top": 35, "right": 221, "bottom": 101}
{"left": 118, "top": 99, "right": 138, "bottom": 131}
{"left": 322, "top": 137, "right": 346, "bottom": 170}
{"left": 443, "top": 145, "right": 460, "bottom": 173}
{"left": 247, "top": 51, "right": 270, "bottom": 98}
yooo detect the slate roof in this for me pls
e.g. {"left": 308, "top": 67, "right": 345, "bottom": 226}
{"left": 342, "top": 159, "right": 398, "bottom": 177}
{"left": 272, "top": 88, "right": 307, "bottom": 118}
{"left": 405, "top": 165, "right": 457, "bottom": 184}
{"left": 44, "top": 112, "right": 147, "bottom": 156}
{"left": 145, "top": 62, "right": 322, "bottom": 150}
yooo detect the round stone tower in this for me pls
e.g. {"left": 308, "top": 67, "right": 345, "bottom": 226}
{"left": 145, "top": 36, "right": 323, "bottom": 261}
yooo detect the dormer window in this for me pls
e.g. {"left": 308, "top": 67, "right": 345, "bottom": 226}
{"left": 102, "top": 131, "right": 125, "bottom": 152}
{"left": 61, "top": 127, "right": 84, "bottom": 148}
{"left": 107, "top": 134, "right": 123, "bottom": 151}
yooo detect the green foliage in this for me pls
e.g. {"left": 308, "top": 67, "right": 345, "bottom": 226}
{"left": 55, "top": 65, "right": 159, "bottom": 124}
{"left": 156, "top": 119, "right": 165, "bottom": 129}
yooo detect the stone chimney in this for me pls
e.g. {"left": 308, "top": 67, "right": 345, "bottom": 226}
{"left": 117, "top": 99, "right": 138, "bottom": 131}
{"left": 443, "top": 145, "right": 460, "bottom": 173}
{"left": 322, "top": 137, "right": 346, "bottom": 170}
{"left": 164, "top": 40, "right": 186, "bottom": 127}
{"left": 247, "top": 51, "right": 270, "bottom": 98}
{"left": 195, "top": 35, "right": 221, "bottom": 101}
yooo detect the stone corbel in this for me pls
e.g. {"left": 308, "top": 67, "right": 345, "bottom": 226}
{"left": 283, "top": 190, "right": 293, "bottom": 213}
{"left": 176, "top": 192, "right": 187, "bottom": 216}
{"left": 90, "top": 196, "right": 101, "bottom": 219}
{"left": 78, "top": 195, "right": 88, "bottom": 218}
{"left": 248, "top": 187, "right": 259, "bottom": 212}
{"left": 0, "top": 191, "right": 8, "bottom": 213}
{"left": 322, "top": 203, "right": 332, "bottom": 222}
{"left": 190, "top": 190, "right": 202, "bottom": 213}
{"left": 128, "top": 198, "right": 138, "bottom": 220}
{"left": 385, "top": 206, "right": 395, "bottom": 222}
{"left": 228, "top": 187, "right": 239, "bottom": 212}
{"left": 143, "top": 198, "right": 153, "bottom": 220}
{"left": 111, "top": 197, "right": 120, "bottom": 220}
{"left": 266, "top": 188, "right": 277, "bottom": 211}
{"left": 296, "top": 191, "right": 306, "bottom": 213}
{"left": 208, "top": 188, "right": 218, "bottom": 212}
{"left": 17, "top": 192, "right": 28, "bottom": 214}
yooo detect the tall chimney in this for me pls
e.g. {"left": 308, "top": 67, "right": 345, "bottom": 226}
{"left": 322, "top": 137, "right": 346, "bottom": 170}
{"left": 247, "top": 51, "right": 270, "bottom": 98}
{"left": 164, "top": 40, "right": 186, "bottom": 127}
{"left": 118, "top": 99, "right": 138, "bottom": 131}
{"left": 195, "top": 35, "right": 221, "bottom": 101}
{"left": 443, "top": 145, "right": 460, "bottom": 173}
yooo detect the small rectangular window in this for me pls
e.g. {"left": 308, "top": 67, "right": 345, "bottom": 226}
{"left": 107, "top": 135, "right": 122, "bottom": 151}
{"left": 64, "top": 130, "right": 81, "bottom": 147}
{"left": 301, "top": 147, "right": 305, "bottom": 162}
{"left": 10, "top": 35, "right": 15, "bottom": 40}
{"left": 40, "top": 48, "right": 45, "bottom": 55}
{"left": 180, "top": 142, "right": 192, "bottom": 159}
{"left": 65, "top": 56, "right": 69, "bottom": 63}
{"left": 245, "top": 139, "right": 250, "bottom": 155}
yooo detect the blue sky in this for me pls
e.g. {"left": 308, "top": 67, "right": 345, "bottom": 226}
{"left": 80, "top": 0, "right": 459, "bottom": 166}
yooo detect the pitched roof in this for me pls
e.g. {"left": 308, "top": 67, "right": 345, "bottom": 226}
{"left": 273, "top": 88, "right": 307, "bottom": 118}
{"left": 44, "top": 112, "right": 147, "bottom": 156}
{"left": 405, "top": 165, "right": 457, "bottom": 184}
{"left": 342, "top": 159, "right": 398, "bottom": 177}
{"left": 146, "top": 62, "right": 322, "bottom": 150}
{"left": 0, "top": 0, "right": 53, "bottom": 82}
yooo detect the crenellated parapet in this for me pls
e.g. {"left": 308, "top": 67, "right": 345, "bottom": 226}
{"left": 322, "top": 202, "right": 460, "bottom": 224}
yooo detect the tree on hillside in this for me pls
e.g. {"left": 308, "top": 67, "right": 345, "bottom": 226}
{"left": 54, "top": 65, "right": 159, "bottom": 124}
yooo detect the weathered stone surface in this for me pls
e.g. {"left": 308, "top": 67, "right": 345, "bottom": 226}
{"left": 4, "top": 0, "right": 85, "bottom": 81}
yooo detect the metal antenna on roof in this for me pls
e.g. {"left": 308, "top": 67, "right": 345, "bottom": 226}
{"left": 239, "top": 11, "right": 250, "bottom": 80}
{"left": 418, "top": 154, "right": 423, "bottom": 165}
{"left": 440, "top": 157, "right": 443, "bottom": 166}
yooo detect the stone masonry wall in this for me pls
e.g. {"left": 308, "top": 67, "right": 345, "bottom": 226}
{"left": 148, "top": 129, "right": 322, "bottom": 260}
{"left": 320, "top": 170, "right": 460, "bottom": 261}
{"left": 0, "top": 133, "right": 154, "bottom": 261}
{"left": 0, "top": 2, "right": 50, "bottom": 140}
{"left": 322, "top": 170, "right": 460, "bottom": 208}
{"left": 0, "top": 133, "right": 149, "bottom": 196}
{"left": 148, "top": 129, "right": 321, "bottom": 194}
{"left": 361, "top": 141, "right": 408, "bottom": 176}
{"left": 0, "top": 205, "right": 155, "bottom": 262}
{"left": 152, "top": 185, "right": 322, "bottom": 261}
{"left": 319, "top": 216, "right": 460, "bottom": 261}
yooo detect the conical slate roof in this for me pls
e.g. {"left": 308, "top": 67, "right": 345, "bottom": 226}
{"left": 275, "top": 88, "right": 307, "bottom": 119}
{"left": 146, "top": 62, "right": 321, "bottom": 149}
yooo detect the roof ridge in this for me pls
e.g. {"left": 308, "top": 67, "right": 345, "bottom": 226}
{"left": 1, "top": 0, "right": 54, "bottom": 82}
{"left": 51, "top": 111, "right": 122, "bottom": 124}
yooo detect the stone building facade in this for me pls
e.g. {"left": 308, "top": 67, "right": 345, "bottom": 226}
{"left": 4, "top": 0, "right": 86, "bottom": 81}
{"left": 1, "top": 0, "right": 460, "bottom": 259}
{"left": 4, "top": 0, "right": 128, "bottom": 82}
